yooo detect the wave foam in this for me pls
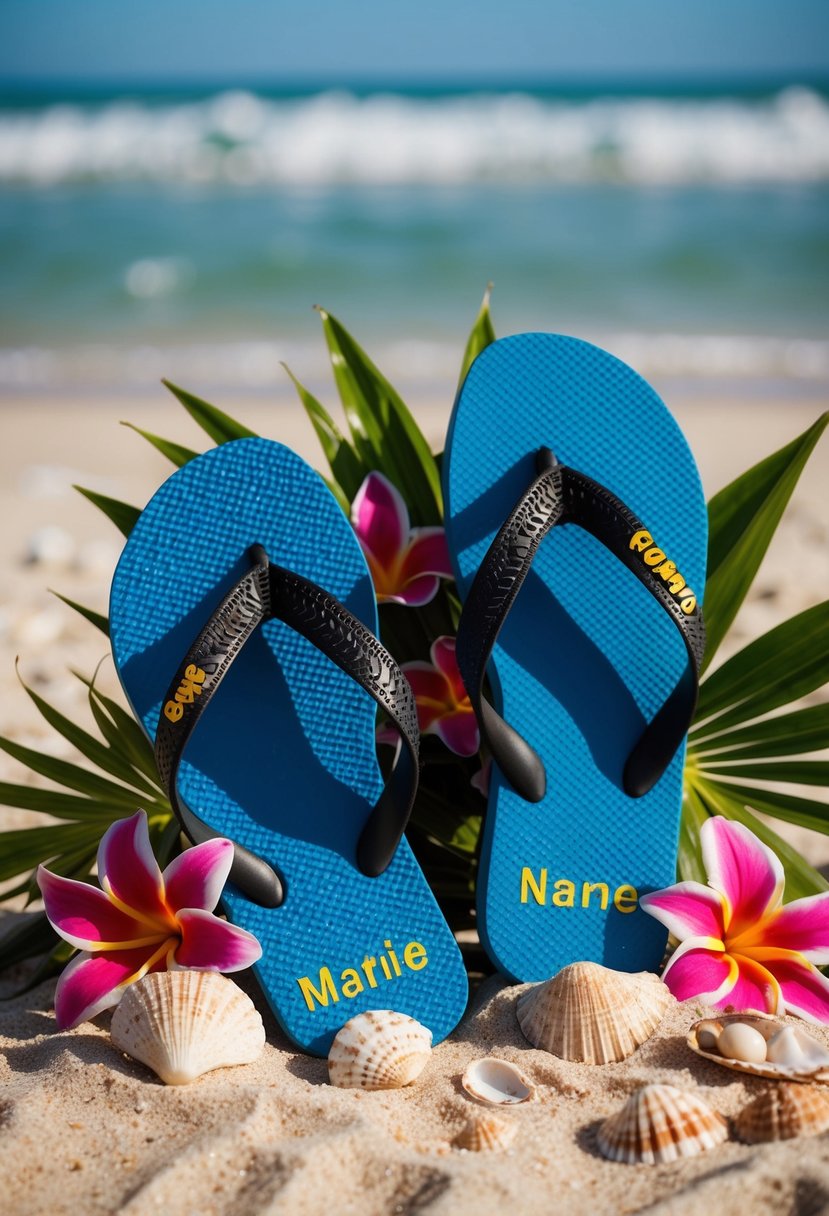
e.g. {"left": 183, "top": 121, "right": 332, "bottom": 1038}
{"left": 1, "top": 88, "right": 828, "bottom": 187}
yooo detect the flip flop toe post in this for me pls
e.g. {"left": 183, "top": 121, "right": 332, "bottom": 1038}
{"left": 110, "top": 438, "right": 468, "bottom": 1054}
{"left": 444, "top": 334, "right": 707, "bottom": 981}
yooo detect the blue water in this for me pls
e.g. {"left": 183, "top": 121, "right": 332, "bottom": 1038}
{"left": 0, "top": 84, "right": 827, "bottom": 392}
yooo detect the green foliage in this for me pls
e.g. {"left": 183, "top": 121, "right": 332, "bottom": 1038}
{"left": 1, "top": 284, "right": 826, "bottom": 981}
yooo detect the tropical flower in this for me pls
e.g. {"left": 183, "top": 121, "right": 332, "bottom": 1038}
{"left": 403, "top": 636, "right": 480, "bottom": 757}
{"left": 37, "top": 811, "right": 262, "bottom": 1030}
{"left": 351, "top": 471, "right": 452, "bottom": 606}
{"left": 640, "top": 816, "right": 829, "bottom": 1023}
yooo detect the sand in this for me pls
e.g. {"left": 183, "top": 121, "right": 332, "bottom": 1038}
{"left": 1, "top": 384, "right": 828, "bottom": 1214}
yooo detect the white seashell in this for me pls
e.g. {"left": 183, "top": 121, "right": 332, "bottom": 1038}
{"left": 596, "top": 1084, "right": 728, "bottom": 1165}
{"left": 110, "top": 971, "right": 265, "bottom": 1085}
{"left": 688, "top": 1014, "right": 829, "bottom": 1082}
{"left": 734, "top": 1082, "right": 829, "bottom": 1144}
{"left": 452, "top": 1111, "right": 517, "bottom": 1152}
{"left": 717, "top": 1022, "right": 767, "bottom": 1064}
{"left": 516, "top": 961, "right": 674, "bottom": 1064}
{"left": 461, "top": 1057, "right": 537, "bottom": 1105}
{"left": 327, "top": 1010, "right": 432, "bottom": 1090}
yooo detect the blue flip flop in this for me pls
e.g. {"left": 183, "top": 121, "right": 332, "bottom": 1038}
{"left": 443, "top": 334, "right": 707, "bottom": 982}
{"left": 110, "top": 437, "right": 468, "bottom": 1054}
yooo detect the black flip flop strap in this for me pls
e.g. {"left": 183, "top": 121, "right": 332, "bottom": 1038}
{"left": 455, "top": 448, "right": 705, "bottom": 801}
{"left": 154, "top": 546, "right": 420, "bottom": 907}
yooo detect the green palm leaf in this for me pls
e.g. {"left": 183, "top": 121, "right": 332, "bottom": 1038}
{"left": 74, "top": 487, "right": 141, "bottom": 538}
{"left": 162, "top": 379, "right": 258, "bottom": 444}
{"left": 458, "top": 283, "right": 495, "bottom": 388}
{"left": 121, "top": 421, "right": 199, "bottom": 467}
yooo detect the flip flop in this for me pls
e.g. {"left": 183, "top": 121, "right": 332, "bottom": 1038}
{"left": 443, "top": 334, "right": 707, "bottom": 981}
{"left": 110, "top": 437, "right": 468, "bottom": 1054}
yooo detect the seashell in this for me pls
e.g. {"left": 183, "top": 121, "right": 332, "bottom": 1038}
{"left": 452, "top": 1111, "right": 517, "bottom": 1152}
{"left": 734, "top": 1082, "right": 829, "bottom": 1144}
{"left": 596, "top": 1083, "right": 728, "bottom": 1165}
{"left": 461, "top": 1057, "right": 537, "bottom": 1105}
{"left": 688, "top": 1014, "right": 829, "bottom": 1082}
{"left": 110, "top": 970, "right": 265, "bottom": 1085}
{"left": 516, "top": 961, "right": 674, "bottom": 1064}
{"left": 327, "top": 1010, "right": 432, "bottom": 1090}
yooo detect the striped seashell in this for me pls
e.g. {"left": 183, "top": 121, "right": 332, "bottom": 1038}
{"left": 452, "top": 1111, "right": 517, "bottom": 1152}
{"left": 110, "top": 970, "right": 265, "bottom": 1085}
{"left": 327, "top": 1010, "right": 432, "bottom": 1090}
{"left": 517, "top": 961, "right": 675, "bottom": 1064}
{"left": 596, "top": 1084, "right": 728, "bottom": 1165}
{"left": 734, "top": 1083, "right": 829, "bottom": 1144}
{"left": 688, "top": 1014, "right": 829, "bottom": 1083}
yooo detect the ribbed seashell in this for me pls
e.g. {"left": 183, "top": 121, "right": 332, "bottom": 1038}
{"left": 327, "top": 1010, "right": 432, "bottom": 1090}
{"left": 516, "top": 961, "right": 675, "bottom": 1064}
{"left": 734, "top": 1082, "right": 829, "bottom": 1144}
{"left": 461, "top": 1057, "right": 537, "bottom": 1105}
{"left": 688, "top": 1014, "right": 829, "bottom": 1083}
{"left": 452, "top": 1111, "right": 517, "bottom": 1152}
{"left": 110, "top": 971, "right": 265, "bottom": 1085}
{"left": 596, "top": 1084, "right": 728, "bottom": 1165}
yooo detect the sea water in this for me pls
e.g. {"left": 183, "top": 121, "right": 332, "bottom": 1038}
{"left": 0, "top": 82, "right": 827, "bottom": 397}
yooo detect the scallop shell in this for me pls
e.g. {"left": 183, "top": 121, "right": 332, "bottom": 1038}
{"left": 734, "top": 1082, "right": 829, "bottom": 1144}
{"left": 452, "top": 1111, "right": 517, "bottom": 1152}
{"left": 461, "top": 1057, "right": 537, "bottom": 1105}
{"left": 688, "top": 1014, "right": 829, "bottom": 1083}
{"left": 596, "top": 1084, "right": 728, "bottom": 1165}
{"left": 516, "top": 961, "right": 675, "bottom": 1064}
{"left": 327, "top": 1010, "right": 432, "bottom": 1090}
{"left": 110, "top": 970, "right": 265, "bottom": 1085}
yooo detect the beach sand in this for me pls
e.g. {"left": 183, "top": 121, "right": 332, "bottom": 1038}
{"left": 1, "top": 385, "right": 828, "bottom": 1214}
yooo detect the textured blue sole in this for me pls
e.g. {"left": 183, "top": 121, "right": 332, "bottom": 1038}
{"left": 110, "top": 438, "right": 468, "bottom": 1054}
{"left": 443, "top": 335, "right": 707, "bottom": 982}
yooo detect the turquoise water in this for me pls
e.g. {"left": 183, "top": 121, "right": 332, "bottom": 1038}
{"left": 0, "top": 84, "right": 827, "bottom": 392}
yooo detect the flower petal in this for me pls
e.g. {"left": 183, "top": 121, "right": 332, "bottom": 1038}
{"left": 737, "top": 890, "right": 829, "bottom": 964}
{"left": 429, "top": 636, "right": 469, "bottom": 705}
{"left": 402, "top": 661, "right": 451, "bottom": 733}
{"left": 766, "top": 953, "right": 829, "bottom": 1023}
{"left": 53, "top": 943, "right": 170, "bottom": 1030}
{"left": 381, "top": 575, "right": 442, "bottom": 607}
{"left": 721, "top": 953, "right": 782, "bottom": 1014}
{"left": 174, "top": 908, "right": 262, "bottom": 971}
{"left": 351, "top": 472, "right": 408, "bottom": 571}
{"left": 661, "top": 938, "right": 738, "bottom": 1003}
{"left": 400, "top": 528, "right": 453, "bottom": 582}
{"left": 37, "top": 865, "right": 167, "bottom": 952}
{"left": 162, "top": 839, "right": 234, "bottom": 914}
{"left": 97, "top": 811, "right": 171, "bottom": 927}
{"left": 434, "top": 710, "right": 480, "bottom": 757}
{"left": 471, "top": 758, "right": 491, "bottom": 798}
{"left": 701, "top": 816, "right": 784, "bottom": 936}
{"left": 639, "top": 881, "right": 727, "bottom": 943}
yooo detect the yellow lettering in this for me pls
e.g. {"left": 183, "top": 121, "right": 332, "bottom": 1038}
{"left": 379, "top": 955, "right": 392, "bottom": 981}
{"left": 520, "top": 867, "right": 547, "bottom": 905}
{"left": 404, "top": 941, "right": 428, "bottom": 971}
{"left": 297, "top": 967, "right": 339, "bottom": 1011}
{"left": 643, "top": 547, "right": 666, "bottom": 567}
{"left": 630, "top": 529, "right": 653, "bottom": 552}
{"left": 667, "top": 572, "right": 687, "bottom": 595}
{"left": 552, "top": 879, "right": 576, "bottom": 908}
{"left": 614, "top": 884, "right": 639, "bottom": 914}
{"left": 361, "top": 956, "right": 379, "bottom": 987}
{"left": 384, "top": 940, "right": 402, "bottom": 976}
{"left": 581, "top": 881, "right": 609, "bottom": 910}
{"left": 655, "top": 560, "right": 677, "bottom": 581}
{"left": 164, "top": 700, "right": 183, "bottom": 723}
{"left": 339, "top": 967, "right": 365, "bottom": 999}
{"left": 680, "top": 596, "right": 697, "bottom": 615}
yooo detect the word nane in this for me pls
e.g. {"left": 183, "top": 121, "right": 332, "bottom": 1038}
{"left": 296, "top": 938, "right": 428, "bottom": 1012}
{"left": 164, "top": 663, "right": 206, "bottom": 723}
{"left": 520, "top": 867, "right": 639, "bottom": 913}
{"left": 629, "top": 529, "right": 697, "bottom": 615}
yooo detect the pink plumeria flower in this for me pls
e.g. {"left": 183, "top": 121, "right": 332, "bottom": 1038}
{"left": 641, "top": 816, "right": 829, "bottom": 1023}
{"left": 403, "top": 636, "right": 480, "bottom": 758}
{"left": 351, "top": 471, "right": 453, "bottom": 606}
{"left": 37, "top": 810, "right": 262, "bottom": 1030}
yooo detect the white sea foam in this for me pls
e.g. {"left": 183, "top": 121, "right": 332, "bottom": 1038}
{"left": 0, "top": 333, "right": 826, "bottom": 393}
{"left": 1, "top": 88, "right": 828, "bottom": 187}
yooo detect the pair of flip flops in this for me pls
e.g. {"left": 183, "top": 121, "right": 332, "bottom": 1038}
{"left": 110, "top": 333, "right": 706, "bottom": 1056}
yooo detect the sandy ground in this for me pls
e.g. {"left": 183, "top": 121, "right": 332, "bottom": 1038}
{"left": 0, "top": 384, "right": 827, "bottom": 1215}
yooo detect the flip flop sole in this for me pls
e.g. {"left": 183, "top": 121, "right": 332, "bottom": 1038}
{"left": 111, "top": 438, "right": 468, "bottom": 1053}
{"left": 444, "top": 334, "right": 707, "bottom": 981}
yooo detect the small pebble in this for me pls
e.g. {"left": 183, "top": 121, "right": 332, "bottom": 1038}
{"left": 718, "top": 1022, "right": 767, "bottom": 1064}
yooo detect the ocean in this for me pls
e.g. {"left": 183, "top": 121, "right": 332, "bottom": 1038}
{"left": 0, "top": 82, "right": 827, "bottom": 398}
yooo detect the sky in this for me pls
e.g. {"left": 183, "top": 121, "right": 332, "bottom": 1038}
{"left": 2, "top": 0, "right": 828, "bottom": 86}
